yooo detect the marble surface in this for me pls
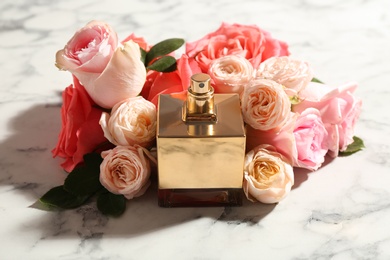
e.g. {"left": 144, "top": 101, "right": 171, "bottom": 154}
{"left": 1, "top": 0, "right": 390, "bottom": 259}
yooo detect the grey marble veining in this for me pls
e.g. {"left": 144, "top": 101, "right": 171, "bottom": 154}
{"left": 1, "top": 0, "right": 390, "bottom": 259}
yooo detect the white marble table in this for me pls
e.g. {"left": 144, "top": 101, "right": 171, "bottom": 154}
{"left": 1, "top": 0, "right": 390, "bottom": 259}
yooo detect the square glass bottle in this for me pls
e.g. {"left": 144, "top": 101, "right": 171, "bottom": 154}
{"left": 156, "top": 73, "right": 246, "bottom": 207}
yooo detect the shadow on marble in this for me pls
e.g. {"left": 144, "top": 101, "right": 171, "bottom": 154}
{"left": 2, "top": 103, "right": 276, "bottom": 238}
{"left": 292, "top": 155, "right": 335, "bottom": 190}
{"left": 22, "top": 181, "right": 276, "bottom": 239}
{"left": 292, "top": 168, "right": 310, "bottom": 190}
{"left": 0, "top": 102, "right": 65, "bottom": 201}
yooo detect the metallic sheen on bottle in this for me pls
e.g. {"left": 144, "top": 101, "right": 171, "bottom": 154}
{"left": 156, "top": 73, "right": 246, "bottom": 207}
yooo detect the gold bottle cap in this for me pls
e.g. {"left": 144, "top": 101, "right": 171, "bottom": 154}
{"left": 184, "top": 73, "right": 216, "bottom": 122}
{"left": 190, "top": 73, "right": 211, "bottom": 94}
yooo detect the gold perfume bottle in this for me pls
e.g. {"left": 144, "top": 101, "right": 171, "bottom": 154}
{"left": 156, "top": 73, "right": 246, "bottom": 207}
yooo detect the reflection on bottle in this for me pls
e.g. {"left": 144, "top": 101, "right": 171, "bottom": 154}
{"left": 156, "top": 73, "right": 246, "bottom": 207}
{"left": 187, "top": 123, "right": 215, "bottom": 136}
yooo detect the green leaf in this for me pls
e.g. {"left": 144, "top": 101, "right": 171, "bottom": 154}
{"left": 39, "top": 186, "right": 90, "bottom": 210}
{"left": 145, "top": 38, "right": 184, "bottom": 65}
{"left": 147, "top": 56, "right": 177, "bottom": 72}
{"left": 140, "top": 47, "right": 147, "bottom": 65}
{"left": 311, "top": 77, "right": 324, "bottom": 84}
{"left": 97, "top": 192, "right": 126, "bottom": 217}
{"left": 64, "top": 153, "right": 103, "bottom": 196}
{"left": 83, "top": 153, "right": 103, "bottom": 172}
{"left": 339, "top": 136, "right": 365, "bottom": 156}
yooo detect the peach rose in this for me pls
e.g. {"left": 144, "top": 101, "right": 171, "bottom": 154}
{"left": 244, "top": 144, "right": 294, "bottom": 204}
{"left": 208, "top": 55, "right": 254, "bottom": 94}
{"left": 256, "top": 56, "right": 313, "bottom": 98}
{"left": 186, "top": 22, "right": 289, "bottom": 72}
{"left": 99, "top": 96, "right": 156, "bottom": 148}
{"left": 52, "top": 76, "right": 107, "bottom": 172}
{"left": 292, "top": 82, "right": 362, "bottom": 157}
{"left": 56, "top": 21, "right": 146, "bottom": 109}
{"left": 100, "top": 145, "right": 151, "bottom": 199}
{"left": 241, "top": 79, "right": 291, "bottom": 131}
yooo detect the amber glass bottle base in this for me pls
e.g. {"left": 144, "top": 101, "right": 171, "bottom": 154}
{"left": 158, "top": 188, "right": 242, "bottom": 207}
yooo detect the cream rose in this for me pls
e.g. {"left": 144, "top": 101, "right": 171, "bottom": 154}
{"left": 208, "top": 55, "right": 254, "bottom": 94}
{"left": 100, "top": 145, "right": 151, "bottom": 199}
{"left": 241, "top": 78, "right": 291, "bottom": 131}
{"left": 243, "top": 144, "right": 294, "bottom": 204}
{"left": 99, "top": 96, "right": 157, "bottom": 148}
{"left": 256, "top": 56, "right": 313, "bottom": 98}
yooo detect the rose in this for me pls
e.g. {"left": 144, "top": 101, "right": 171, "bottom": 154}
{"left": 245, "top": 112, "right": 298, "bottom": 165}
{"left": 256, "top": 56, "right": 313, "bottom": 98}
{"left": 86, "top": 40, "right": 146, "bottom": 108}
{"left": 121, "top": 33, "right": 151, "bottom": 51}
{"left": 141, "top": 54, "right": 202, "bottom": 106}
{"left": 186, "top": 22, "right": 289, "bottom": 72}
{"left": 293, "top": 108, "right": 329, "bottom": 170}
{"left": 208, "top": 55, "right": 254, "bottom": 94}
{"left": 56, "top": 21, "right": 146, "bottom": 109}
{"left": 292, "top": 82, "right": 362, "bottom": 157}
{"left": 243, "top": 144, "right": 294, "bottom": 203}
{"left": 241, "top": 79, "right": 291, "bottom": 131}
{"left": 56, "top": 20, "right": 118, "bottom": 75}
{"left": 99, "top": 96, "right": 157, "bottom": 148}
{"left": 246, "top": 109, "right": 329, "bottom": 170}
{"left": 100, "top": 145, "right": 151, "bottom": 199}
{"left": 246, "top": 108, "right": 330, "bottom": 171}
{"left": 52, "top": 76, "right": 107, "bottom": 172}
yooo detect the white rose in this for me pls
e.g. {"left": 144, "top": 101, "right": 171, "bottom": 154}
{"left": 208, "top": 55, "right": 254, "bottom": 94}
{"left": 100, "top": 145, "right": 151, "bottom": 199}
{"left": 241, "top": 78, "right": 291, "bottom": 131}
{"left": 100, "top": 96, "right": 157, "bottom": 147}
{"left": 244, "top": 144, "right": 294, "bottom": 204}
{"left": 256, "top": 56, "right": 313, "bottom": 97}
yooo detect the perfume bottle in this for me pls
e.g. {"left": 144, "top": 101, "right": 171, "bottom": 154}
{"left": 156, "top": 73, "right": 246, "bottom": 207}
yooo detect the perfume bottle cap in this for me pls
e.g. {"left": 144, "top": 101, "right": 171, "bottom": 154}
{"left": 184, "top": 73, "right": 216, "bottom": 122}
{"left": 191, "top": 73, "right": 211, "bottom": 94}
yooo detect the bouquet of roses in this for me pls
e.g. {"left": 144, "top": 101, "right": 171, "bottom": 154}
{"left": 37, "top": 21, "right": 363, "bottom": 216}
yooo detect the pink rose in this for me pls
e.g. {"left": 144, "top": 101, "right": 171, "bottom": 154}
{"left": 141, "top": 54, "right": 202, "bottom": 107}
{"left": 100, "top": 145, "right": 151, "bottom": 199}
{"left": 293, "top": 82, "right": 362, "bottom": 157}
{"left": 208, "top": 55, "right": 254, "bottom": 94}
{"left": 56, "top": 21, "right": 146, "bottom": 109}
{"left": 56, "top": 21, "right": 118, "bottom": 74}
{"left": 293, "top": 108, "right": 329, "bottom": 170}
{"left": 246, "top": 108, "right": 331, "bottom": 171}
{"left": 245, "top": 112, "right": 298, "bottom": 165}
{"left": 243, "top": 144, "right": 294, "bottom": 204}
{"left": 241, "top": 79, "right": 291, "bottom": 131}
{"left": 52, "top": 76, "right": 107, "bottom": 172}
{"left": 100, "top": 96, "right": 157, "bottom": 148}
{"left": 186, "top": 22, "right": 289, "bottom": 72}
{"left": 256, "top": 56, "right": 313, "bottom": 98}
